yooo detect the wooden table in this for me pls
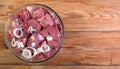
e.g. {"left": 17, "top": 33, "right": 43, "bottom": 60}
{"left": 1, "top": 0, "right": 120, "bottom": 69}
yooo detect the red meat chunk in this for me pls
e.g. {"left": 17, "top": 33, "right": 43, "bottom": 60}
{"left": 20, "top": 9, "right": 31, "bottom": 22}
{"left": 47, "top": 24, "right": 60, "bottom": 38}
{"left": 22, "top": 23, "right": 30, "bottom": 36}
{"left": 37, "top": 53, "right": 45, "bottom": 60}
{"left": 9, "top": 4, "right": 63, "bottom": 61}
{"left": 40, "top": 14, "right": 54, "bottom": 27}
{"left": 18, "top": 37, "right": 27, "bottom": 47}
{"left": 33, "top": 7, "right": 44, "bottom": 19}
{"left": 26, "top": 5, "right": 35, "bottom": 15}
{"left": 11, "top": 13, "right": 20, "bottom": 20}
{"left": 27, "top": 33, "right": 44, "bottom": 47}
{"left": 23, "top": 19, "right": 41, "bottom": 36}
{"left": 43, "top": 48, "right": 57, "bottom": 57}
{"left": 18, "top": 16, "right": 24, "bottom": 25}
{"left": 11, "top": 13, "right": 24, "bottom": 25}
{"left": 39, "top": 29, "right": 49, "bottom": 37}
{"left": 26, "top": 19, "right": 41, "bottom": 32}
{"left": 15, "top": 47, "right": 22, "bottom": 54}
{"left": 47, "top": 37, "right": 61, "bottom": 48}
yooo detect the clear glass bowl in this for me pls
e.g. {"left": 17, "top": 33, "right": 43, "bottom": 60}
{"left": 5, "top": 3, "right": 64, "bottom": 63}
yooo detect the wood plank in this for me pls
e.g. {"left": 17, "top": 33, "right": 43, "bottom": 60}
{"left": 2, "top": 31, "right": 120, "bottom": 51}
{"left": 0, "top": 31, "right": 116, "bottom": 49}
{"left": 2, "top": 0, "right": 120, "bottom": 66}
{"left": 63, "top": 31, "right": 120, "bottom": 51}
{"left": 1, "top": 66, "right": 120, "bottom": 69}
{"left": 1, "top": 0, "right": 120, "bottom": 31}
{"left": 2, "top": 31, "right": 120, "bottom": 65}
{"left": 0, "top": 31, "right": 116, "bottom": 65}
{"left": 0, "top": 50, "right": 112, "bottom": 65}
{"left": 111, "top": 50, "right": 120, "bottom": 65}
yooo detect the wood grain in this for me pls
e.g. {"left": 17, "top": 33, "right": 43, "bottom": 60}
{"left": 1, "top": 66, "right": 120, "bottom": 69}
{"left": 0, "top": 49, "right": 113, "bottom": 65}
{"left": 0, "top": 31, "right": 114, "bottom": 65}
{"left": 1, "top": 0, "right": 120, "bottom": 31}
{"left": 1, "top": 32, "right": 120, "bottom": 65}
{"left": 2, "top": 31, "right": 120, "bottom": 51}
{"left": 1, "top": 0, "right": 120, "bottom": 68}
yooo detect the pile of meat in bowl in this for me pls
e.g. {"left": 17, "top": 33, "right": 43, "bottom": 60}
{"left": 5, "top": 4, "right": 64, "bottom": 63}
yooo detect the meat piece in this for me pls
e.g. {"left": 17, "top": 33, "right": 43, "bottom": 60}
{"left": 47, "top": 34, "right": 61, "bottom": 47}
{"left": 15, "top": 47, "right": 22, "bottom": 54}
{"left": 11, "top": 13, "right": 20, "bottom": 20}
{"left": 37, "top": 40, "right": 47, "bottom": 48}
{"left": 47, "top": 24, "right": 60, "bottom": 38}
{"left": 18, "top": 37, "right": 27, "bottom": 47}
{"left": 36, "top": 53, "right": 45, "bottom": 60}
{"left": 43, "top": 8, "right": 49, "bottom": 15}
{"left": 43, "top": 48, "right": 57, "bottom": 57}
{"left": 47, "top": 38, "right": 61, "bottom": 48}
{"left": 27, "top": 19, "right": 41, "bottom": 31}
{"left": 33, "top": 7, "right": 44, "bottom": 19}
{"left": 22, "top": 23, "right": 30, "bottom": 36}
{"left": 40, "top": 14, "right": 54, "bottom": 27}
{"left": 51, "top": 12, "right": 60, "bottom": 24}
{"left": 20, "top": 9, "right": 31, "bottom": 22}
{"left": 39, "top": 29, "right": 49, "bottom": 37}
{"left": 9, "top": 4, "right": 63, "bottom": 61}
{"left": 26, "top": 5, "right": 35, "bottom": 15}
{"left": 11, "top": 13, "right": 24, "bottom": 26}
{"left": 18, "top": 16, "right": 24, "bottom": 25}
{"left": 12, "top": 22, "right": 22, "bottom": 28}
{"left": 23, "top": 19, "right": 41, "bottom": 37}
{"left": 27, "top": 33, "right": 44, "bottom": 47}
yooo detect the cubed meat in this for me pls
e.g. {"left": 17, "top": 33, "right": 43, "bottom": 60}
{"left": 40, "top": 14, "right": 54, "bottom": 27}
{"left": 39, "top": 29, "right": 49, "bottom": 37}
{"left": 26, "top": 5, "right": 35, "bottom": 15}
{"left": 43, "top": 48, "right": 57, "bottom": 57}
{"left": 27, "top": 33, "right": 44, "bottom": 47}
{"left": 20, "top": 9, "right": 31, "bottom": 22}
{"left": 27, "top": 19, "right": 41, "bottom": 31}
{"left": 33, "top": 7, "right": 44, "bottom": 19}
{"left": 47, "top": 24, "right": 60, "bottom": 38}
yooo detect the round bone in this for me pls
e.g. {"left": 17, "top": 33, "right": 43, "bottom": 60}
{"left": 22, "top": 47, "right": 38, "bottom": 59}
{"left": 28, "top": 26, "right": 36, "bottom": 34}
{"left": 22, "top": 49, "right": 32, "bottom": 59}
{"left": 13, "top": 28, "right": 23, "bottom": 38}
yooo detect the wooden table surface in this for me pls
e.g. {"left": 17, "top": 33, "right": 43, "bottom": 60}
{"left": 1, "top": 0, "right": 120, "bottom": 69}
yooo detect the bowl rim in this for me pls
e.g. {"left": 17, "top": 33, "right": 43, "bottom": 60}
{"left": 5, "top": 3, "right": 64, "bottom": 63}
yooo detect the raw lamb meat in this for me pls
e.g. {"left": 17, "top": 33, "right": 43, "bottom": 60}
{"left": 8, "top": 4, "right": 63, "bottom": 62}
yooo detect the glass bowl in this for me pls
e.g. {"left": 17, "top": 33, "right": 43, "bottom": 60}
{"left": 5, "top": 3, "right": 64, "bottom": 63}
